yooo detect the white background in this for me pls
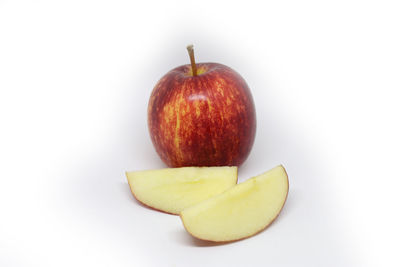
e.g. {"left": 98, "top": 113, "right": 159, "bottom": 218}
{"left": 1, "top": 0, "right": 399, "bottom": 266}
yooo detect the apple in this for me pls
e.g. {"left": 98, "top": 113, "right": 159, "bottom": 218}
{"left": 148, "top": 45, "right": 256, "bottom": 167}
{"left": 180, "top": 165, "right": 289, "bottom": 242}
{"left": 126, "top": 166, "right": 237, "bottom": 215}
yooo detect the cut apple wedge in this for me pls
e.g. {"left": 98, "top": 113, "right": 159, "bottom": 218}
{"left": 180, "top": 165, "right": 289, "bottom": 242}
{"left": 126, "top": 166, "right": 237, "bottom": 215}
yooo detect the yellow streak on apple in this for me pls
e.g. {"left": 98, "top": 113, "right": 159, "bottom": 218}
{"left": 174, "top": 93, "right": 187, "bottom": 163}
{"left": 215, "top": 80, "right": 225, "bottom": 96}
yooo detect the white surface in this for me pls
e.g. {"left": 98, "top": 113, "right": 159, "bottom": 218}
{"left": 0, "top": 0, "right": 399, "bottom": 266}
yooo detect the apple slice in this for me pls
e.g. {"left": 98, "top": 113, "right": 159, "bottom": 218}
{"left": 180, "top": 165, "right": 289, "bottom": 242}
{"left": 126, "top": 166, "right": 237, "bottom": 215}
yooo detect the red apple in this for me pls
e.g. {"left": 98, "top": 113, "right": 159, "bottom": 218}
{"left": 148, "top": 45, "right": 256, "bottom": 167}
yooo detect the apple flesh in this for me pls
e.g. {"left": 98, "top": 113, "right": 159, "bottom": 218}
{"left": 148, "top": 47, "right": 256, "bottom": 167}
{"left": 180, "top": 165, "right": 289, "bottom": 242}
{"left": 126, "top": 166, "right": 237, "bottom": 215}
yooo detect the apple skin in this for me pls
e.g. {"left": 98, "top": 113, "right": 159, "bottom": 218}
{"left": 148, "top": 62, "right": 256, "bottom": 167}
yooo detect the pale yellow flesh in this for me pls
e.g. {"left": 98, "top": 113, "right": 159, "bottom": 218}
{"left": 180, "top": 165, "right": 289, "bottom": 242}
{"left": 126, "top": 166, "right": 237, "bottom": 215}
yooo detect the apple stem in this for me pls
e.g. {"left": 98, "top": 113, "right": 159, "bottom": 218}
{"left": 186, "top": 44, "right": 198, "bottom": 76}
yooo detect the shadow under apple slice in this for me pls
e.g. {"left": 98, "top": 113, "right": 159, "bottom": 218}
{"left": 171, "top": 228, "right": 236, "bottom": 247}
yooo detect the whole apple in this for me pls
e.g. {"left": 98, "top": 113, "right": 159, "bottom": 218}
{"left": 148, "top": 46, "right": 256, "bottom": 167}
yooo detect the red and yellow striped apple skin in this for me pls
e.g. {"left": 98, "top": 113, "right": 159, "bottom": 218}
{"left": 148, "top": 63, "right": 256, "bottom": 167}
